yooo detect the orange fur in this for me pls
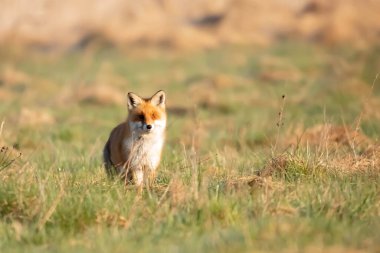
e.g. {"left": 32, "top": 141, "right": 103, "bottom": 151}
{"left": 103, "top": 90, "right": 166, "bottom": 185}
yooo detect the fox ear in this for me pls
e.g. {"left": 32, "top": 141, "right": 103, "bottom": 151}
{"left": 127, "top": 92, "right": 143, "bottom": 109}
{"left": 150, "top": 90, "right": 166, "bottom": 108}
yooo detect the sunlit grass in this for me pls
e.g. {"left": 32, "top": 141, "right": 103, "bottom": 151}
{"left": 0, "top": 43, "right": 379, "bottom": 252}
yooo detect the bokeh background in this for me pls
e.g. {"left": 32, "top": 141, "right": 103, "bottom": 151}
{"left": 0, "top": 1, "right": 380, "bottom": 252}
{"left": 1, "top": 0, "right": 380, "bottom": 50}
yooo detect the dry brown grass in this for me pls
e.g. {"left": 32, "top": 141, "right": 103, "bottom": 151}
{"left": 261, "top": 124, "right": 380, "bottom": 176}
{"left": 0, "top": 122, "right": 22, "bottom": 172}
{"left": 0, "top": 65, "right": 31, "bottom": 87}
{"left": 18, "top": 108, "right": 55, "bottom": 126}
{"left": 73, "top": 84, "right": 125, "bottom": 106}
{"left": 291, "top": 124, "right": 372, "bottom": 148}
{"left": 296, "top": 0, "right": 380, "bottom": 47}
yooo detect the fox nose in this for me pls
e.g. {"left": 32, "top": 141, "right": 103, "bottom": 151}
{"left": 146, "top": 124, "right": 153, "bottom": 130}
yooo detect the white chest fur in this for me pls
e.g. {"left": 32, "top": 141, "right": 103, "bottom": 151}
{"left": 123, "top": 133, "right": 164, "bottom": 171}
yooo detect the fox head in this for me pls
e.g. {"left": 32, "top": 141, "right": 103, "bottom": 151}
{"left": 127, "top": 90, "right": 166, "bottom": 135}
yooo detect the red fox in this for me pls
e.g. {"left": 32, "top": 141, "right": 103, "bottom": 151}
{"left": 103, "top": 90, "right": 166, "bottom": 186}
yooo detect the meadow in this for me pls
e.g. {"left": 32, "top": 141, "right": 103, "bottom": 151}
{"left": 0, "top": 42, "right": 379, "bottom": 252}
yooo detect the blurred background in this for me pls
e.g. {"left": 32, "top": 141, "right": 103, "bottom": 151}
{"left": 1, "top": 0, "right": 380, "bottom": 50}
{"left": 0, "top": 0, "right": 379, "bottom": 152}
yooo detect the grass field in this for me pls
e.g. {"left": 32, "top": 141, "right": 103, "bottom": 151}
{"left": 0, "top": 42, "right": 379, "bottom": 253}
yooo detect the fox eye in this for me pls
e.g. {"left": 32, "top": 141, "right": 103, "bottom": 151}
{"left": 151, "top": 112, "right": 158, "bottom": 120}
{"left": 137, "top": 114, "right": 145, "bottom": 121}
